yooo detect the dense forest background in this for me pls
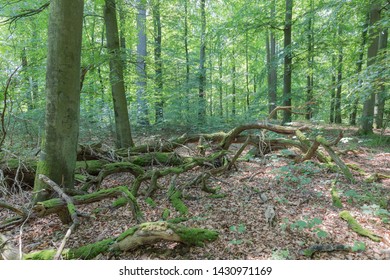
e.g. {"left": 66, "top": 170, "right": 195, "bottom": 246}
{"left": 0, "top": 0, "right": 389, "bottom": 260}
{"left": 1, "top": 0, "right": 388, "bottom": 146}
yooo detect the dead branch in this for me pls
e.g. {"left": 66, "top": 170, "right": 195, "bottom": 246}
{"left": 1, "top": 2, "right": 50, "bottom": 25}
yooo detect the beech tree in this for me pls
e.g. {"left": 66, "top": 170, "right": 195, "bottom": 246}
{"left": 33, "top": 0, "right": 84, "bottom": 219}
{"left": 104, "top": 0, "right": 134, "bottom": 148}
{"left": 361, "top": 0, "right": 381, "bottom": 134}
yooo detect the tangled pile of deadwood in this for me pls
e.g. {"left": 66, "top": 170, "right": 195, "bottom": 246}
{"left": 1, "top": 121, "right": 360, "bottom": 259}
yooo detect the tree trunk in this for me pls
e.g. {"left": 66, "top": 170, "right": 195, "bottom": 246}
{"left": 282, "top": 0, "right": 293, "bottom": 124}
{"left": 153, "top": 0, "right": 163, "bottom": 123}
{"left": 335, "top": 25, "right": 343, "bottom": 124}
{"left": 375, "top": 28, "right": 388, "bottom": 129}
{"left": 218, "top": 53, "right": 223, "bottom": 117}
{"left": 198, "top": 0, "right": 206, "bottom": 124}
{"left": 306, "top": 0, "right": 314, "bottom": 120}
{"left": 33, "top": 0, "right": 84, "bottom": 222}
{"left": 136, "top": 0, "right": 150, "bottom": 126}
{"left": 104, "top": 0, "right": 134, "bottom": 148}
{"left": 330, "top": 55, "right": 336, "bottom": 123}
{"left": 245, "top": 30, "right": 250, "bottom": 112}
{"left": 350, "top": 14, "right": 369, "bottom": 125}
{"left": 232, "top": 46, "right": 236, "bottom": 116}
{"left": 267, "top": 0, "right": 277, "bottom": 119}
{"left": 184, "top": 0, "right": 190, "bottom": 121}
{"left": 361, "top": 1, "right": 381, "bottom": 134}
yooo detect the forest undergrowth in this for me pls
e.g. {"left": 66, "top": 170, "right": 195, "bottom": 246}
{"left": 1, "top": 123, "right": 389, "bottom": 260}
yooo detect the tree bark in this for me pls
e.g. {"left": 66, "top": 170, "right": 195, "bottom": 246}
{"left": 153, "top": 0, "right": 163, "bottom": 123}
{"left": 361, "top": 1, "right": 381, "bottom": 134}
{"left": 104, "top": 0, "right": 134, "bottom": 148}
{"left": 375, "top": 28, "right": 388, "bottom": 129}
{"left": 231, "top": 45, "right": 236, "bottom": 116}
{"left": 198, "top": 0, "right": 206, "bottom": 123}
{"left": 335, "top": 25, "right": 343, "bottom": 124}
{"left": 350, "top": 14, "right": 369, "bottom": 125}
{"left": 33, "top": 0, "right": 84, "bottom": 209}
{"left": 136, "top": 0, "right": 150, "bottom": 125}
{"left": 267, "top": 0, "right": 278, "bottom": 119}
{"left": 282, "top": 0, "right": 293, "bottom": 124}
{"left": 306, "top": 0, "right": 314, "bottom": 120}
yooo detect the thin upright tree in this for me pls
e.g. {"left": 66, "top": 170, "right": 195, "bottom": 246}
{"left": 361, "top": 0, "right": 381, "bottom": 134}
{"left": 153, "top": 0, "right": 163, "bottom": 123}
{"left": 198, "top": 0, "right": 206, "bottom": 123}
{"left": 136, "top": 0, "right": 150, "bottom": 125}
{"left": 282, "top": 0, "right": 293, "bottom": 124}
{"left": 104, "top": 0, "right": 134, "bottom": 148}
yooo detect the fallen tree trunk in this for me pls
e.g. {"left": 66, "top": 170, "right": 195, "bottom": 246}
{"left": 32, "top": 185, "right": 144, "bottom": 223}
{"left": 22, "top": 221, "right": 218, "bottom": 260}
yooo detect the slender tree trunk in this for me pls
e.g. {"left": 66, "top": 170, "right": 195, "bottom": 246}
{"left": 209, "top": 57, "right": 213, "bottom": 117}
{"left": 282, "top": 0, "right": 293, "bottom": 124}
{"left": 330, "top": 55, "right": 336, "bottom": 123}
{"left": 118, "top": 0, "right": 127, "bottom": 68}
{"left": 136, "top": 0, "right": 149, "bottom": 125}
{"left": 232, "top": 46, "right": 236, "bottom": 116}
{"left": 218, "top": 53, "right": 223, "bottom": 117}
{"left": 33, "top": 0, "right": 84, "bottom": 216}
{"left": 198, "top": 0, "right": 206, "bottom": 123}
{"left": 361, "top": 1, "right": 381, "bottom": 134}
{"left": 375, "top": 28, "right": 388, "bottom": 129}
{"left": 104, "top": 0, "right": 134, "bottom": 148}
{"left": 245, "top": 30, "right": 250, "bottom": 112}
{"left": 335, "top": 25, "right": 343, "bottom": 124}
{"left": 267, "top": 0, "right": 277, "bottom": 119}
{"left": 306, "top": 0, "right": 314, "bottom": 120}
{"left": 350, "top": 14, "right": 369, "bottom": 125}
{"left": 184, "top": 0, "right": 190, "bottom": 121}
{"left": 153, "top": 0, "right": 163, "bottom": 123}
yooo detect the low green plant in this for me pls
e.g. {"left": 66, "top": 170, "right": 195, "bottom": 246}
{"left": 229, "top": 223, "right": 246, "bottom": 245}
{"left": 361, "top": 204, "right": 390, "bottom": 223}
{"left": 289, "top": 217, "right": 328, "bottom": 239}
{"left": 351, "top": 241, "right": 366, "bottom": 252}
{"left": 273, "top": 161, "right": 321, "bottom": 188}
{"left": 271, "top": 249, "right": 290, "bottom": 260}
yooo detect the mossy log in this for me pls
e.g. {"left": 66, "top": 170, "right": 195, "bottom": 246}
{"left": 339, "top": 211, "right": 382, "bottom": 242}
{"left": 22, "top": 221, "right": 218, "bottom": 260}
{"left": 33, "top": 186, "right": 144, "bottom": 223}
{"left": 295, "top": 130, "right": 330, "bottom": 163}
{"left": 316, "top": 136, "right": 354, "bottom": 182}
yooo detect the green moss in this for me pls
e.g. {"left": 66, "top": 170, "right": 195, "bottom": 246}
{"left": 162, "top": 208, "right": 170, "bottom": 220}
{"left": 331, "top": 185, "right": 343, "bottom": 208}
{"left": 145, "top": 197, "right": 157, "bottom": 208}
{"left": 24, "top": 249, "right": 57, "bottom": 260}
{"left": 347, "top": 163, "right": 366, "bottom": 175}
{"left": 168, "top": 187, "right": 188, "bottom": 215}
{"left": 75, "top": 160, "right": 107, "bottom": 175}
{"left": 111, "top": 197, "right": 128, "bottom": 208}
{"left": 167, "top": 217, "right": 189, "bottom": 224}
{"left": 74, "top": 173, "right": 87, "bottom": 182}
{"left": 116, "top": 225, "right": 139, "bottom": 242}
{"left": 208, "top": 193, "right": 226, "bottom": 199}
{"left": 67, "top": 203, "right": 76, "bottom": 215}
{"left": 171, "top": 225, "right": 218, "bottom": 246}
{"left": 339, "top": 211, "right": 382, "bottom": 242}
{"left": 65, "top": 239, "right": 115, "bottom": 259}
{"left": 131, "top": 152, "right": 184, "bottom": 166}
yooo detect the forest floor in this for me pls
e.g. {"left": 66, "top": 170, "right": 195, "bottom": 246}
{"left": 1, "top": 124, "right": 389, "bottom": 260}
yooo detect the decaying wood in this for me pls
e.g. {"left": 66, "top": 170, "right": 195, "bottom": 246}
{"left": 33, "top": 185, "right": 144, "bottom": 223}
{"left": 23, "top": 221, "right": 218, "bottom": 260}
